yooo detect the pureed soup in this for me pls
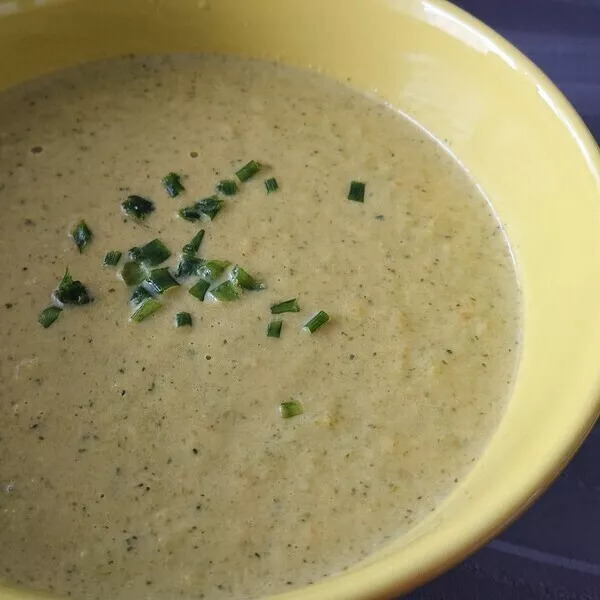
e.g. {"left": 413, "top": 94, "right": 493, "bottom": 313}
{"left": 0, "top": 55, "right": 520, "bottom": 600}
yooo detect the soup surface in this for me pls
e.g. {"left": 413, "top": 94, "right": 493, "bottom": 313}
{"left": 0, "top": 55, "right": 519, "bottom": 600}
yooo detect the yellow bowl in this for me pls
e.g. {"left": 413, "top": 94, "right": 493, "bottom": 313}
{"left": 1, "top": 1, "right": 599, "bottom": 599}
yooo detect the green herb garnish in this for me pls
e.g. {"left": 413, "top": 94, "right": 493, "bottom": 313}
{"left": 71, "top": 220, "right": 92, "bottom": 253}
{"left": 178, "top": 207, "right": 201, "bottom": 222}
{"left": 279, "top": 400, "right": 303, "bottom": 419}
{"left": 179, "top": 196, "right": 224, "bottom": 222}
{"left": 216, "top": 179, "right": 238, "bottom": 196}
{"left": 39, "top": 306, "right": 62, "bottom": 328}
{"left": 162, "top": 172, "right": 185, "bottom": 198}
{"left": 348, "top": 181, "right": 365, "bottom": 203}
{"left": 304, "top": 310, "right": 329, "bottom": 333}
{"left": 121, "top": 195, "right": 155, "bottom": 220}
{"left": 235, "top": 160, "right": 262, "bottom": 182}
{"left": 175, "top": 312, "right": 192, "bottom": 327}
{"left": 195, "top": 196, "right": 224, "bottom": 220}
{"left": 182, "top": 229, "right": 205, "bottom": 256}
{"left": 210, "top": 280, "right": 239, "bottom": 301}
{"left": 200, "top": 260, "right": 230, "bottom": 281}
{"left": 145, "top": 268, "right": 180, "bottom": 294}
{"left": 231, "top": 265, "right": 263, "bottom": 290}
{"left": 103, "top": 250, "right": 122, "bottom": 267}
{"left": 188, "top": 279, "right": 210, "bottom": 302}
{"left": 270, "top": 298, "right": 300, "bottom": 314}
{"left": 120, "top": 262, "right": 146, "bottom": 286}
{"left": 130, "top": 297, "right": 162, "bottom": 323}
{"left": 131, "top": 238, "right": 171, "bottom": 266}
{"left": 54, "top": 268, "right": 91, "bottom": 306}
{"left": 264, "top": 178, "right": 279, "bottom": 193}
{"left": 175, "top": 255, "right": 204, "bottom": 278}
{"left": 130, "top": 285, "right": 152, "bottom": 305}
{"left": 267, "top": 320, "right": 282, "bottom": 338}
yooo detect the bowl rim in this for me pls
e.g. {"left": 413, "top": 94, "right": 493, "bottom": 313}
{"left": 270, "top": 0, "right": 600, "bottom": 598}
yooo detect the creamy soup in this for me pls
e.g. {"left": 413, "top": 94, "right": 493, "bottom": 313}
{"left": 0, "top": 55, "right": 519, "bottom": 600}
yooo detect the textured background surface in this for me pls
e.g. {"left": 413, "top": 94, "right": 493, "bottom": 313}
{"left": 405, "top": 1, "right": 600, "bottom": 598}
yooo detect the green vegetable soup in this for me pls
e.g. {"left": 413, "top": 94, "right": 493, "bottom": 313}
{"left": 0, "top": 54, "right": 519, "bottom": 600}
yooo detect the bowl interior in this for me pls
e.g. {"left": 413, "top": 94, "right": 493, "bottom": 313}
{"left": 1, "top": 0, "right": 599, "bottom": 598}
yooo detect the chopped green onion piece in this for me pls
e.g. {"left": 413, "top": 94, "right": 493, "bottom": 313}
{"left": 178, "top": 206, "right": 201, "bottom": 222}
{"left": 348, "top": 181, "right": 366, "bottom": 203}
{"left": 54, "top": 268, "right": 91, "bottom": 306}
{"left": 235, "top": 160, "right": 262, "bottom": 182}
{"left": 304, "top": 310, "right": 330, "bottom": 333}
{"left": 175, "top": 255, "right": 204, "bottom": 278}
{"left": 179, "top": 197, "right": 224, "bottom": 221}
{"left": 130, "top": 285, "right": 152, "bottom": 305}
{"left": 145, "top": 268, "right": 180, "bottom": 294}
{"left": 39, "top": 306, "right": 62, "bottom": 328}
{"left": 188, "top": 279, "right": 210, "bottom": 302}
{"left": 128, "top": 246, "right": 143, "bottom": 262}
{"left": 267, "top": 320, "right": 282, "bottom": 338}
{"left": 130, "top": 297, "right": 162, "bottom": 323}
{"left": 175, "top": 312, "right": 192, "bottom": 327}
{"left": 182, "top": 229, "right": 205, "bottom": 256}
{"left": 270, "top": 298, "right": 300, "bottom": 314}
{"left": 103, "top": 250, "right": 122, "bottom": 267}
{"left": 132, "top": 238, "right": 171, "bottom": 266}
{"left": 195, "top": 196, "right": 224, "bottom": 220}
{"left": 199, "top": 260, "right": 230, "bottom": 281}
{"left": 71, "top": 220, "right": 92, "bottom": 253}
{"left": 216, "top": 179, "right": 238, "bottom": 196}
{"left": 210, "top": 280, "right": 239, "bottom": 302}
{"left": 231, "top": 265, "right": 264, "bottom": 290}
{"left": 264, "top": 178, "right": 279, "bottom": 193}
{"left": 121, "top": 195, "right": 155, "bottom": 220}
{"left": 279, "top": 400, "right": 303, "bottom": 419}
{"left": 162, "top": 172, "right": 185, "bottom": 198}
{"left": 120, "top": 261, "right": 146, "bottom": 286}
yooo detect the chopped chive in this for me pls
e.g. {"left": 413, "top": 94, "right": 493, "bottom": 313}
{"left": 264, "top": 178, "right": 279, "bottom": 193}
{"left": 179, "top": 197, "right": 224, "bottom": 222}
{"left": 178, "top": 206, "right": 202, "bottom": 222}
{"left": 279, "top": 400, "right": 303, "bottom": 419}
{"left": 199, "top": 260, "right": 230, "bottom": 281}
{"left": 195, "top": 196, "right": 224, "bottom": 220}
{"left": 175, "top": 255, "right": 204, "bottom": 278}
{"left": 348, "top": 181, "right": 366, "bottom": 203}
{"left": 235, "top": 160, "right": 262, "bottom": 182}
{"left": 162, "top": 172, "right": 185, "bottom": 198}
{"left": 175, "top": 312, "right": 192, "bottom": 327}
{"left": 132, "top": 238, "right": 171, "bottom": 266}
{"left": 103, "top": 250, "right": 122, "bottom": 267}
{"left": 120, "top": 261, "right": 146, "bottom": 286}
{"left": 210, "top": 280, "right": 239, "bottom": 302}
{"left": 128, "top": 247, "right": 144, "bottom": 262}
{"left": 130, "top": 285, "right": 152, "bottom": 305}
{"left": 270, "top": 298, "right": 300, "bottom": 314}
{"left": 182, "top": 229, "right": 205, "bottom": 256}
{"left": 267, "top": 320, "right": 282, "bottom": 338}
{"left": 54, "top": 268, "right": 91, "bottom": 306}
{"left": 71, "top": 220, "right": 92, "bottom": 253}
{"left": 216, "top": 179, "right": 238, "bottom": 196}
{"left": 130, "top": 297, "right": 162, "bottom": 323}
{"left": 121, "top": 195, "right": 155, "bottom": 220}
{"left": 231, "top": 265, "right": 264, "bottom": 290}
{"left": 39, "top": 306, "right": 62, "bottom": 328}
{"left": 188, "top": 279, "right": 210, "bottom": 302}
{"left": 145, "top": 268, "right": 180, "bottom": 294}
{"left": 304, "top": 310, "right": 330, "bottom": 333}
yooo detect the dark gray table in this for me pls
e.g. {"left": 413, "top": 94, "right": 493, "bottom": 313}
{"left": 406, "top": 1, "right": 600, "bottom": 599}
